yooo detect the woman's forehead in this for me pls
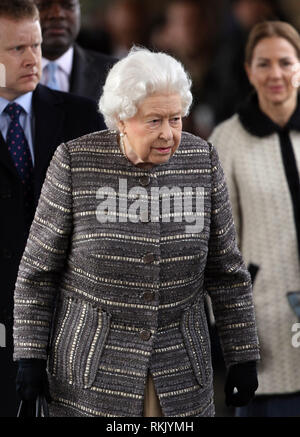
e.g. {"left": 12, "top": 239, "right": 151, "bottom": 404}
{"left": 253, "top": 36, "right": 298, "bottom": 59}
{"left": 138, "top": 93, "right": 182, "bottom": 116}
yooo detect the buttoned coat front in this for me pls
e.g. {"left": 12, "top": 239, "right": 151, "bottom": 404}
{"left": 13, "top": 130, "right": 260, "bottom": 417}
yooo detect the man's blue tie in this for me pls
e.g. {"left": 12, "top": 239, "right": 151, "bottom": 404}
{"left": 46, "top": 62, "right": 60, "bottom": 90}
{"left": 4, "top": 103, "right": 34, "bottom": 226}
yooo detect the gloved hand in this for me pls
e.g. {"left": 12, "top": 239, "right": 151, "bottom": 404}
{"left": 16, "top": 359, "right": 52, "bottom": 403}
{"left": 224, "top": 360, "right": 258, "bottom": 407}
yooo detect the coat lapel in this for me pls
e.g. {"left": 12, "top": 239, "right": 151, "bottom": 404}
{"left": 32, "top": 84, "right": 65, "bottom": 201}
{"left": 0, "top": 130, "right": 20, "bottom": 179}
{"left": 70, "top": 44, "right": 98, "bottom": 99}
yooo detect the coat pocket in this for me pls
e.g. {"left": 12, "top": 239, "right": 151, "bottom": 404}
{"left": 181, "top": 299, "right": 212, "bottom": 388}
{"left": 48, "top": 296, "right": 111, "bottom": 389}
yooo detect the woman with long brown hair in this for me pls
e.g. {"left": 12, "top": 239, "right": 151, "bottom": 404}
{"left": 210, "top": 21, "right": 300, "bottom": 416}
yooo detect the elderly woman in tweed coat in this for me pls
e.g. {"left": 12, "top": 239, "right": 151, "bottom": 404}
{"left": 13, "top": 48, "right": 260, "bottom": 417}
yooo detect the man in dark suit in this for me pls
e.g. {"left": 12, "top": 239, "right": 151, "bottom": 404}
{"left": 35, "top": 0, "right": 116, "bottom": 101}
{"left": 0, "top": 0, "right": 105, "bottom": 417}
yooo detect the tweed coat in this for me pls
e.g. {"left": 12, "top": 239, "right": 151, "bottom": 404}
{"left": 13, "top": 130, "right": 260, "bottom": 417}
{"left": 209, "top": 110, "right": 300, "bottom": 395}
{"left": 0, "top": 84, "right": 105, "bottom": 417}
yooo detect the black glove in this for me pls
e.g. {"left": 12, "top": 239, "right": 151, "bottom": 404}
{"left": 16, "top": 359, "right": 52, "bottom": 403}
{"left": 224, "top": 360, "right": 258, "bottom": 407}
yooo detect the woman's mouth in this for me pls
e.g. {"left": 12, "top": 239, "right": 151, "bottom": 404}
{"left": 154, "top": 147, "right": 172, "bottom": 154}
{"left": 268, "top": 85, "right": 284, "bottom": 93}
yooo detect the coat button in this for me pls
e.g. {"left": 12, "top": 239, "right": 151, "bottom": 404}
{"left": 140, "top": 329, "right": 151, "bottom": 341}
{"left": 143, "top": 291, "right": 155, "bottom": 302}
{"left": 139, "top": 175, "right": 151, "bottom": 187}
{"left": 142, "top": 253, "right": 155, "bottom": 264}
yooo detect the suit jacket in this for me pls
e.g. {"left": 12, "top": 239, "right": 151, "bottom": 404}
{"left": 13, "top": 130, "right": 260, "bottom": 417}
{"left": 69, "top": 44, "right": 117, "bottom": 102}
{"left": 0, "top": 84, "right": 105, "bottom": 416}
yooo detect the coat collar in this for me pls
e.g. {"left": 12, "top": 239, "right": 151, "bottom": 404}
{"left": 69, "top": 44, "right": 91, "bottom": 97}
{"left": 32, "top": 84, "right": 65, "bottom": 166}
{"left": 238, "top": 92, "right": 300, "bottom": 137}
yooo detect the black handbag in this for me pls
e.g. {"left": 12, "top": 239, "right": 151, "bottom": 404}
{"left": 17, "top": 395, "right": 49, "bottom": 417}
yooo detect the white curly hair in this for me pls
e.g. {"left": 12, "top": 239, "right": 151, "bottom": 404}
{"left": 99, "top": 47, "right": 193, "bottom": 131}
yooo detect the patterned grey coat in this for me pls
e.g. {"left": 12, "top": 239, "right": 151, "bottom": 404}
{"left": 13, "top": 130, "right": 260, "bottom": 417}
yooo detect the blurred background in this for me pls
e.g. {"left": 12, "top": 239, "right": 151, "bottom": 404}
{"left": 76, "top": 0, "right": 300, "bottom": 140}
{"left": 75, "top": 0, "right": 300, "bottom": 416}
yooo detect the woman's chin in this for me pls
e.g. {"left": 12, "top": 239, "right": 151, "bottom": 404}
{"left": 153, "top": 154, "right": 172, "bottom": 164}
{"left": 265, "top": 92, "right": 290, "bottom": 106}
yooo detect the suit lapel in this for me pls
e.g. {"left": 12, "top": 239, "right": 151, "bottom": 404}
{"left": 32, "top": 84, "right": 65, "bottom": 200}
{"left": 70, "top": 44, "right": 97, "bottom": 98}
{"left": 0, "top": 131, "right": 20, "bottom": 179}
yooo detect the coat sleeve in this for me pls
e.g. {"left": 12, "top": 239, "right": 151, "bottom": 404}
{"left": 208, "top": 125, "right": 242, "bottom": 245}
{"left": 204, "top": 143, "right": 260, "bottom": 368}
{"left": 13, "top": 142, "right": 73, "bottom": 360}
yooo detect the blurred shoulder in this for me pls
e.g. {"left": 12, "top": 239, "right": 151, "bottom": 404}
{"left": 210, "top": 114, "right": 242, "bottom": 139}
{"left": 74, "top": 44, "right": 118, "bottom": 67}
{"left": 208, "top": 114, "right": 248, "bottom": 151}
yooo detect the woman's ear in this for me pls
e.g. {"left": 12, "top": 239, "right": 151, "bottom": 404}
{"left": 245, "top": 62, "right": 253, "bottom": 86}
{"left": 117, "top": 119, "right": 125, "bottom": 134}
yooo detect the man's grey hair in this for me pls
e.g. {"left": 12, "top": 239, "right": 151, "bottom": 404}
{"left": 99, "top": 47, "right": 193, "bottom": 131}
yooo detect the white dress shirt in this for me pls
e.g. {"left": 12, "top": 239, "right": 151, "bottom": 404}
{"left": 0, "top": 92, "right": 35, "bottom": 165}
{"left": 41, "top": 46, "right": 74, "bottom": 93}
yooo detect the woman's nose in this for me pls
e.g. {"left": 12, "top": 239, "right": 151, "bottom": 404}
{"left": 160, "top": 120, "right": 173, "bottom": 140}
{"left": 269, "top": 63, "right": 283, "bottom": 78}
